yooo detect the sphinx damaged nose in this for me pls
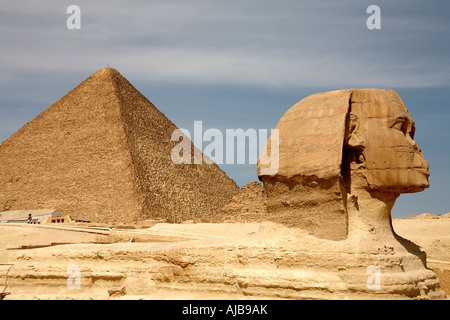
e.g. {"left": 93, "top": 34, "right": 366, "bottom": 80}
{"left": 413, "top": 151, "right": 429, "bottom": 170}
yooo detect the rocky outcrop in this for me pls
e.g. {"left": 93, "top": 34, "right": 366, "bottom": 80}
{"left": 3, "top": 224, "right": 446, "bottom": 300}
{"left": 212, "top": 182, "right": 268, "bottom": 223}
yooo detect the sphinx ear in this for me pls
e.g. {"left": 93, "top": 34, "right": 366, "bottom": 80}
{"left": 345, "top": 113, "right": 365, "bottom": 149}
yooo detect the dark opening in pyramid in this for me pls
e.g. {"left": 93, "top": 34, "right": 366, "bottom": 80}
{"left": 0, "top": 68, "right": 239, "bottom": 223}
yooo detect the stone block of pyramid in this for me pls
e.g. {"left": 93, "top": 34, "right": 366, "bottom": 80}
{"left": 0, "top": 68, "right": 239, "bottom": 223}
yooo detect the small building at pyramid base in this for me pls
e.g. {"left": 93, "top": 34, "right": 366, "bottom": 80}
{"left": 0, "top": 209, "right": 68, "bottom": 224}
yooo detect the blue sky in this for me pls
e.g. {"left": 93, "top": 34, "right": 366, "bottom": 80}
{"left": 0, "top": 0, "right": 449, "bottom": 218}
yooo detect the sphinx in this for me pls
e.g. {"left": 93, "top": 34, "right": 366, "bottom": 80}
{"left": 257, "top": 89, "right": 430, "bottom": 241}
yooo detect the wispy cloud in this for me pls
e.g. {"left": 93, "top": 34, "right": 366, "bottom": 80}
{"left": 1, "top": 0, "right": 449, "bottom": 89}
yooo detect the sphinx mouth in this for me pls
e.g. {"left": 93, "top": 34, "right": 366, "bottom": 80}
{"left": 413, "top": 168, "right": 430, "bottom": 177}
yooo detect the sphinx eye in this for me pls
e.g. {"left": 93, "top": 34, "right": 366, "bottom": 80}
{"left": 391, "top": 117, "right": 407, "bottom": 133}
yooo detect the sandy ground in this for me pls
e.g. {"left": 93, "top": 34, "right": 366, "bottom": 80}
{"left": 0, "top": 224, "right": 110, "bottom": 249}
{"left": 1, "top": 215, "right": 449, "bottom": 297}
{"left": 391, "top": 216, "right": 450, "bottom": 295}
{"left": 392, "top": 217, "right": 450, "bottom": 261}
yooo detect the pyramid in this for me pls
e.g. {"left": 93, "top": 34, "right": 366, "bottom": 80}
{"left": 0, "top": 68, "right": 239, "bottom": 223}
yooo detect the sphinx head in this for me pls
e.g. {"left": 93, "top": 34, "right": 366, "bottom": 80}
{"left": 344, "top": 89, "right": 429, "bottom": 193}
{"left": 257, "top": 89, "right": 429, "bottom": 240}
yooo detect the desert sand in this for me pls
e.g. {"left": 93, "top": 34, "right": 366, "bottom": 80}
{"left": 392, "top": 214, "right": 450, "bottom": 297}
{"left": 1, "top": 213, "right": 448, "bottom": 300}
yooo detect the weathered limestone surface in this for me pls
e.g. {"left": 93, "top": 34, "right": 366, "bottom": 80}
{"left": 257, "top": 90, "right": 352, "bottom": 239}
{"left": 258, "top": 90, "right": 351, "bottom": 180}
{"left": 212, "top": 181, "right": 268, "bottom": 223}
{"left": 2, "top": 224, "right": 446, "bottom": 300}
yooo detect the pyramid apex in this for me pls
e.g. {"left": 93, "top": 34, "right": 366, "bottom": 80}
{"left": 90, "top": 67, "right": 121, "bottom": 80}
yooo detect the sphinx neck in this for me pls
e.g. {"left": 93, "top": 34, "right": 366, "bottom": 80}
{"left": 346, "top": 186, "right": 399, "bottom": 241}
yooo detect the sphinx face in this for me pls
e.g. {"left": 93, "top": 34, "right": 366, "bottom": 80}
{"left": 350, "top": 89, "right": 430, "bottom": 193}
